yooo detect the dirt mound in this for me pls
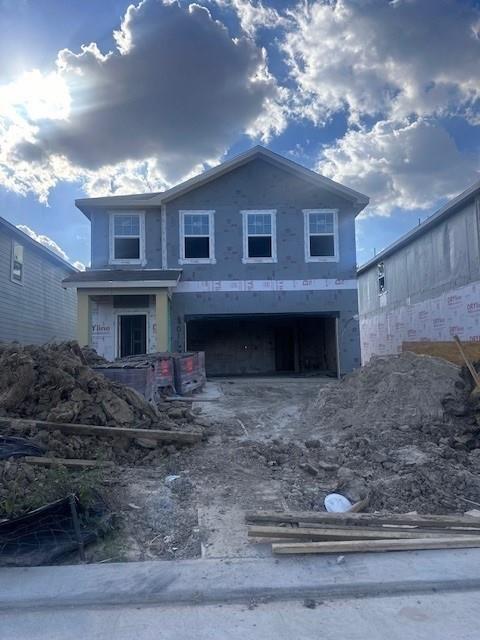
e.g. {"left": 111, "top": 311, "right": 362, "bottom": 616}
{"left": 0, "top": 341, "right": 182, "bottom": 429}
{"left": 308, "top": 352, "right": 480, "bottom": 514}
{"left": 313, "top": 351, "right": 463, "bottom": 434}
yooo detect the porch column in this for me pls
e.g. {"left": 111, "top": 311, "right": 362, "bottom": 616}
{"left": 77, "top": 291, "right": 91, "bottom": 347}
{"left": 155, "top": 291, "right": 169, "bottom": 352}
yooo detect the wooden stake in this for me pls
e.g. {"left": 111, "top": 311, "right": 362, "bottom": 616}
{"left": 454, "top": 335, "right": 480, "bottom": 388}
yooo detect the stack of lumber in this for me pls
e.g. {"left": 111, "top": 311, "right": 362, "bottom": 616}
{"left": 246, "top": 510, "right": 480, "bottom": 555}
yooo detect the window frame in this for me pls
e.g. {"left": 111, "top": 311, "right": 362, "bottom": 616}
{"left": 377, "top": 261, "right": 386, "bottom": 295}
{"left": 179, "top": 210, "right": 216, "bottom": 265}
{"left": 109, "top": 211, "right": 146, "bottom": 265}
{"left": 303, "top": 209, "right": 339, "bottom": 263}
{"left": 241, "top": 209, "right": 277, "bottom": 264}
{"left": 11, "top": 240, "right": 24, "bottom": 285}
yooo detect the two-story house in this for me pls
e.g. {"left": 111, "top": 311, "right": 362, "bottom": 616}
{"left": 0, "top": 215, "right": 77, "bottom": 344}
{"left": 63, "top": 146, "right": 368, "bottom": 376}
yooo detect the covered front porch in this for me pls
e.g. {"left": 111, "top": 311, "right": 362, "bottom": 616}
{"left": 62, "top": 270, "right": 181, "bottom": 360}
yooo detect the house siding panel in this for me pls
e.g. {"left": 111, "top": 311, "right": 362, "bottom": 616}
{"left": 0, "top": 227, "right": 77, "bottom": 344}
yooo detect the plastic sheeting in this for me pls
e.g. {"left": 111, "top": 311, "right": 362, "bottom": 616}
{"left": 0, "top": 436, "right": 45, "bottom": 460}
{"left": 360, "top": 279, "right": 480, "bottom": 363}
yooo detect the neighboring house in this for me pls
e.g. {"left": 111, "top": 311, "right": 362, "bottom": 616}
{"left": 0, "top": 216, "right": 77, "bottom": 344}
{"left": 358, "top": 180, "right": 480, "bottom": 363}
{"left": 64, "top": 146, "right": 369, "bottom": 376}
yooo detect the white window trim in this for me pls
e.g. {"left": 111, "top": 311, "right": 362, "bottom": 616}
{"left": 179, "top": 210, "right": 216, "bottom": 265}
{"left": 303, "top": 209, "right": 339, "bottom": 263}
{"left": 11, "top": 240, "right": 24, "bottom": 285}
{"left": 241, "top": 209, "right": 277, "bottom": 264}
{"left": 109, "top": 211, "right": 146, "bottom": 266}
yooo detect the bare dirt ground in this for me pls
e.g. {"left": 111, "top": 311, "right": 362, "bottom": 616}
{"left": 90, "top": 377, "right": 338, "bottom": 563}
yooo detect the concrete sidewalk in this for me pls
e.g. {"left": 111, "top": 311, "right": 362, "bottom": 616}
{"left": 2, "top": 548, "right": 480, "bottom": 610}
{"left": 2, "top": 591, "right": 479, "bottom": 640}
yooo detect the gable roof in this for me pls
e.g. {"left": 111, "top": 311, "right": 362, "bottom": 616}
{"left": 357, "top": 178, "right": 480, "bottom": 275}
{"left": 0, "top": 215, "right": 77, "bottom": 273}
{"left": 76, "top": 146, "right": 369, "bottom": 218}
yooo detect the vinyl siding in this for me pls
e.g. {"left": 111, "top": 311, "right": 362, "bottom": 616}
{"left": 0, "top": 228, "right": 77, "bottom": 344}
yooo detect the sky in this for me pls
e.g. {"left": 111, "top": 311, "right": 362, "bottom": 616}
{"left": 0, "top": 0, "right": 479, "bottom": 270}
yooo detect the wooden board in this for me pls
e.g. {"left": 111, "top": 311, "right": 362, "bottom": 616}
{"left": 0, "top": 417, "right": 202, "bottom": 444}
{"left": 245, "top": 511, "right": 480, "bottom": 529}
{"left": 23, "top": 456, "right": 114, "bottom": 469}
{"left": 402, "top": 341, "right": 480, "bottom": 366}
{"left": 453, "top": 335, "right": 480, "bottom": 387}
{"left": 247, "top": 525, "right": 480, "bottom": 541}
{"left": 272, "top": 536, "right": 480, "bottom": 555}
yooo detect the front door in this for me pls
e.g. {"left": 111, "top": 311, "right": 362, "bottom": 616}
{"left": 119, "top": 314, "right": 147, "bottom": 357}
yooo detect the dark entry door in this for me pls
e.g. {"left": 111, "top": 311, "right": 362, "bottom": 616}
{"left": 119, "top": 314, "right": 147, "bottom": 357}
{"left": 274, "top": 325, "right": 295, "bottom": 372}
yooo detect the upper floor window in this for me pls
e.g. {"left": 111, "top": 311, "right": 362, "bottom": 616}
{"left": 179, "top": 210, "right": 215, "bottom": 264}
{"left": 11, "top": 241, "right": 24, "bottom": 284}
{"left": 304, "top": 209, "right": 339, "bottom": 262}
{"left": 378, "top": 261, "right": 386, "bottom": 294}
{"left": 241, "top": 210, "right": 277, "bottom": 263}
{"left": 109, "top": 212, "right": 145, "bottom": 264}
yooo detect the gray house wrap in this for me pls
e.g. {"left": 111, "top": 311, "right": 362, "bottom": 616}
{"left": 357, "top": 180, "right": 480, "bottom": 363}
{"left": 73, "top": 146, "right": 368, "bottom": 375}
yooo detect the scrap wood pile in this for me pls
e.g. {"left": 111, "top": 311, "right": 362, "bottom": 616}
{"left": 304, "top": 351, "right": 480, "bottom": 514}
{"left": 246, "top": 510, "right": 480, "bottom": 555}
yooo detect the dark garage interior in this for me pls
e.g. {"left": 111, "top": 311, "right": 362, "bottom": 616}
{"left": 186, "top": 314, "right": 338, "bottom": 377}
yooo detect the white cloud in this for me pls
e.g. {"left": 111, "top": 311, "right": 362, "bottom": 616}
{"left": 320, "top": 118, "right": 479, "bottom": 215}
{"left": 281, "top": 0, "right": 480, "bottom": 214}
{"left": 16, "top": 224, "right": 85, "bottom": 270}
{"left": 211, "top": 0, "right": 287, "bottom": 36}
{"left": 0, "top": 0, "right": 286, "bottom": 203}
{"left": 283, "top": 0, "right": 480, "bottom": 125}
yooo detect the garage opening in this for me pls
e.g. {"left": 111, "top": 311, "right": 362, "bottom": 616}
{"left": 186, "top": 314, "right": 338, "bottom": 377}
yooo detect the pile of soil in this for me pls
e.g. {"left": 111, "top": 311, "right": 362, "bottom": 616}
{"left": 0, "top": 341, "right": 192, "bottom": 430}
{"left": 308, "top": 351, "right": 480, "bottom": 514}
{"left": 0, "top": 341, "right": 204, "bottom": 540}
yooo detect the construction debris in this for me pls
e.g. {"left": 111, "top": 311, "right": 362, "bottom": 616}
{"left": 0, "top": 341, "right": 208, "bottom": 565}
{"left": 247, "top": 510, "right": 480, "bottom": 555}
{"left": 306, "top": 351, "right": 480, "bottom": 513}
{"left": 0, "top": 341, "right": 192, "bottom": 430}
{"left": 271, "top": 537, "right": 480, "bottom": 555}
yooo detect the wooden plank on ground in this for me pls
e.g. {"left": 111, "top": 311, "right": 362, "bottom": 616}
{"left": 402, "top": 340, "right": 480, "bottom": 367}
{"left": 248, "top": 525, "right": 480, "bottom": 541}
{"left": 0, "top": 417, "right": 202, "bottom": 444}
{"left": 272, "top": 536, "right": 480, "bottom": 555}
{"left": 23, "top": 456, "right": 114, "bottom": 469}
{"left": 245, "top": 511, "right": 480, "bottom": 529}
